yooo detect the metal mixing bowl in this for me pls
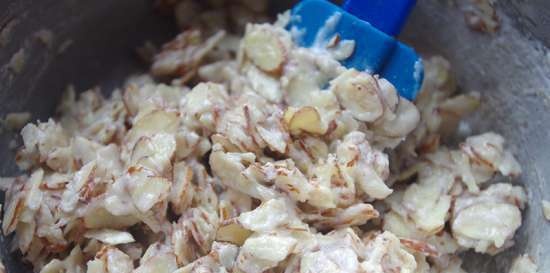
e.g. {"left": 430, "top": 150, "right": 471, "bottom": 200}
{"left": 1, "top": 0, "right": 549, "bottom": 272}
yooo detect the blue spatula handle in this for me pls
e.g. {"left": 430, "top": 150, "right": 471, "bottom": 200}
{"left": 290, "top": 0, "right": 423, "bottom": 100}
{"left": 341, "top": 0, "right": 421, "bottom": 99}
{"left": 342, "top": 0, "right": 417, "bottom": 36}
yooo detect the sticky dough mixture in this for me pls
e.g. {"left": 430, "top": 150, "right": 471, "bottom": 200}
{"left": 1, "top": 1, "right": 528, "bottom": 273}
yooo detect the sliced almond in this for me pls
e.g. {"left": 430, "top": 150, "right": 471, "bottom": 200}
{"left": 131, "top": 133, "right": 176, "bottom": 175}
{"left": 131, "top": 175, "right": 171, "bottom": 213}
{"left": 378, "top": 78, "right": 399, "bottom": 112}
{"left": 216, "top": 221, "right": 252, "bottom": 246}
{"left": 331, "top": 70, "right": 384, "bottom": 122}
{"left": 86, "top": 259, "right": 105, "bottom": 273}
{"left": 510, "top": 254, "right": 538, "bottom": 273}
{"left": 60, "top": 162, "right": 96, "bottom": 213}
{"left": 243, "top": 26, "right": 287, "bottom": 73}
{"left": 3, "top": 193, "right": 24, "bottom": 235}
{"left": 400, "top": 238, "right": 440, "bottom": 257}
{"left": 374, "top": 98, "right": 420, "bottom": 138}
{"left": 83, "top": 207, "right": 139, "bottom": 229}
{"left": 284, "top": 106, "right": 325, "bottom": 135}
{"left": 244, "top": 64, "right": 283, "bottom": 103}
{"left": 126, "top": 110, "right": 179, "bottom": 147}
{"left": 84, "top": 229, "right": 135, "bottom": 245}
{"left": 25, "top": 168, "right": 44, "bottom": 211}
{"left": 170, "top": 162, "right": 194, "bottom": 214}
{"left": 543, "top": 200, "right": 550, "bottom": 221}
{"left": 134, "top": 251, "right": 177, "bottom": 273}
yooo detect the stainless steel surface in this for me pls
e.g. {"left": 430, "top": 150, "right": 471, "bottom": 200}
{"left": 0, "top": 0, "right": 548, "bottom": 272}
{"left": 401, "top": 2, "right": 550, "bottom": 272}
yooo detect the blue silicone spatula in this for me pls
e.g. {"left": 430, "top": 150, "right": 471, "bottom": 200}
{"left": 290, "top": 0, "right": 423, "bottom": 100}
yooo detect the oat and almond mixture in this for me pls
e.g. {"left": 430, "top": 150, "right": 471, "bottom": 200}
{"left": 509, "top": 254, "right": 538, "bottom": 273}
{"left": 0, "top": 1, "right": 530, "bottom": 273}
